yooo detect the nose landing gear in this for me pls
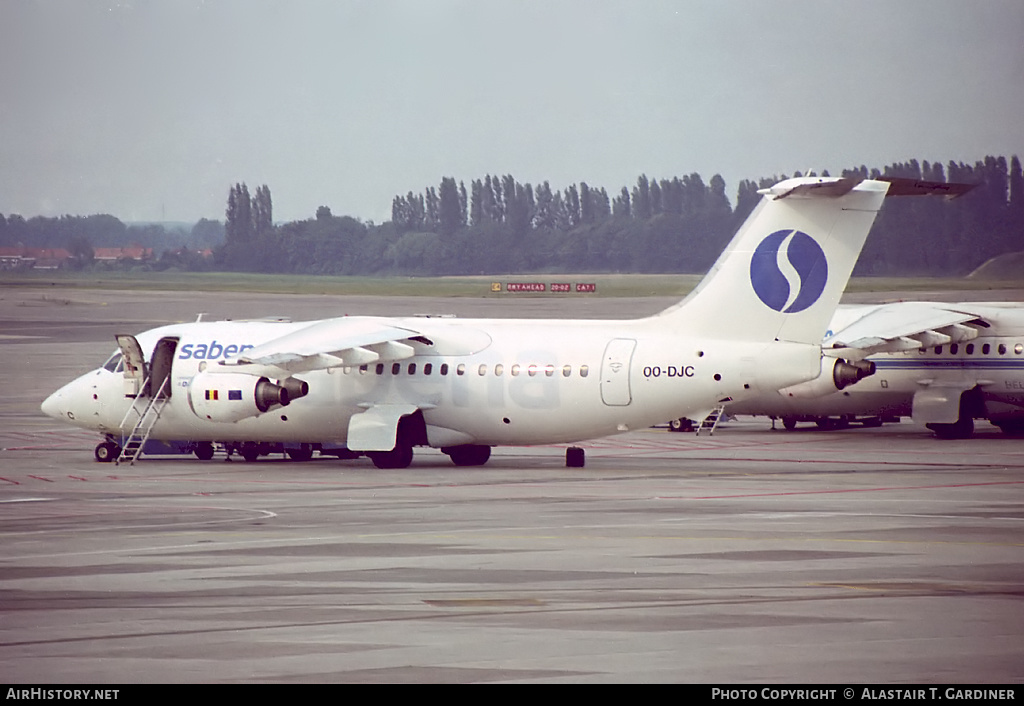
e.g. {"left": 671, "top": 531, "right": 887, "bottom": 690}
{"left": 94, "top": 439, "right": 121, "bottom": 463}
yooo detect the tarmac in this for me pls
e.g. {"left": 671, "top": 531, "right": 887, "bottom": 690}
{"left": 1, "top": 286, "right": 1022, "bottom": 683}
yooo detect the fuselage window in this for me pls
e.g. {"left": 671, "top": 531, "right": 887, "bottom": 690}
{"left": 440, "top": 363, "right": 449, "bottom": 376}
{"left": 359, "top": 365, "right": 368, "bottom": 375}
{"left": 562, "top": 364, "right": 572, "bottom": 377}
{"left": 424, "top": 363, "right": 433, "bottom": 375}
{"left": 392, "top": 363, "right": 401, "bottom": 375}
{"left": 1016, "top": 343, "right": 1023, "bottom": 355}
{"left": 457, "top": 364, "right": 466, "bottom": 376}
{"left": 408, "top": 363, "right": 417, "bottom": 375}
{"left": 544, "top": 364, "right": 555, "bottom": 377}
{"left": 494, "top": 364, "right": 504, "bottom": 376}
{"left": 478, "top": 364, "right": 487, "bottom": 376}
{"left": 950, "top": 344, "right": 959, "bottom": 355}
{"left": 966, "top": 344, "right": 974, "bottom": 355}
{"left": 580, "top": 365, "right": 589, "bottom": 378}
{"left": 376, "top": 363, "right": 385, "bottom": 375}
{"left": 511, "top": 364, "right": 520, "bottom": 376}
{"left": 999, "top": 344, "right": 1008, "bottom": 355}
{"left": 983, "top": 343, "right": 991, "bottom": 355}
{"left": 935, "top": 346, "right": 943, "bottom": 355}
{"left": 528, "top": 364, "right": 538, "bottom": 377}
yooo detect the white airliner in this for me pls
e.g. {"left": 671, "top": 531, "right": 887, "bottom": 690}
{"left": 724, "top": 300, "right": 1024, "bottom": 438}
{"left": 40, "top": 175, "right": 967, "bottom": 467}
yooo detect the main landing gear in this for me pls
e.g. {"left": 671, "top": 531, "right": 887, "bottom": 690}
{"left": 367, "top": 444, "right": 414, "bottom": 469}
{"left": 442, "top": 444, "right": 491, "bottom": 467}
{"left": 193, "top": 441, "right": 215, "bottom": 461}
{"left": 925, "top": 388, "right": 983, "bottom": 440}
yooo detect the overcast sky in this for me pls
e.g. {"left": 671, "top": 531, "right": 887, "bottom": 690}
{"left": 2, "top": 0, "right": 1022, "bottom": 224}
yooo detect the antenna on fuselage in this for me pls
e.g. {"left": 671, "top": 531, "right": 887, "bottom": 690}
{"left": 196, "top": 313, "right": 206, "bottom": 322}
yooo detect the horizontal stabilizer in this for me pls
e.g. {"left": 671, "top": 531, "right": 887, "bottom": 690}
{"left": 759, "top": 177, "right": 862, "bottom": 200}
{"left": 877, "top": 177, "right": 975, "bottom": 199}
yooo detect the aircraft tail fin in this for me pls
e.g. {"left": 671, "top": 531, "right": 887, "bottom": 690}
{"left": 652, "top": 176, "right": 890, "bottom": 346}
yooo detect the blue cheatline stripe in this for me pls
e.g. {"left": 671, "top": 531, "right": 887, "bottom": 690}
{"left": 872, "top": 359, "right": 1024, "bottom": 371}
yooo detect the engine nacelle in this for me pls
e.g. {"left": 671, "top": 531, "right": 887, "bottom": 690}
{"left": 780, "top": 358, "right": 876, "bottom": 399}
{"left": 187, "top": 371, "right": 303, "bottom": 423}
{"left": 280, "top": 376, "right": 309, "bottom": 401}
{"left": 833, "top": 359, "right": 875, "bottom": 390}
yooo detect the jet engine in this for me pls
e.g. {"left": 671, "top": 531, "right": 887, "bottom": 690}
{"left": 187, "top": 372, "right": 308, "bottom": 423}
{"left": 780, "top": 357, "right": 876, "bottom": 399}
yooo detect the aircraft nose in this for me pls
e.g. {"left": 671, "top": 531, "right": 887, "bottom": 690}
{"left": 41, "top": 376, "right": 83, "bottom": 421}
{"left": 41, "top": 389, "right": 64, "bottom": 420}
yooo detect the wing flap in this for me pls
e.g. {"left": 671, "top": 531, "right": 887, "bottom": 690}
{"left": 825, "top": 302, "right": 986, "bottom": 358}
{"left": 222, "top": 316, "right": 426, "bottom": 373}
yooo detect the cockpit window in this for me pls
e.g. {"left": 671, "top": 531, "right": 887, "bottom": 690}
{"left": 102, "top": 351, "right": 124, "bottom": 373}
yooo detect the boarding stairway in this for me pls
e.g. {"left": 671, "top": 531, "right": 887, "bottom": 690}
{"left": 695, "top": 405, "right": 727, "bottom": 437}
{"left": 115, "top": 376, "right": 170, "bottom": 466}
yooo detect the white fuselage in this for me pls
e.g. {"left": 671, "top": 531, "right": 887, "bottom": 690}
{"left": 44, "top": 315, "right": 820, "bottom": 448}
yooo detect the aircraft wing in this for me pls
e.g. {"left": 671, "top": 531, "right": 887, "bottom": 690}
{"left": 824, "top": 302, "right": 988, "bottom": 359}
{"left": 223, "top": 316, "right": 429, "bottom": 374}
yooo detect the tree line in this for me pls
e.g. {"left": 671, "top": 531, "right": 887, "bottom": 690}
{"left": 220, "top": 155, "right": 1021, "bottom": 277}
{"left": 3, "top": 154, "right": 1021, "bottom": 277}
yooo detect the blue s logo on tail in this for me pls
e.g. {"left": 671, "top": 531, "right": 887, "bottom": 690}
{"left": 750, "top": 230, "right": 828, "bottom": 313}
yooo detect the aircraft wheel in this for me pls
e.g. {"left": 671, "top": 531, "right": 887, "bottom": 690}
{"left": 669, "top": 418, "right": 694, "bottom": 432}
{"left": 994, "top": 420, "right": 1024, "bottom": 437}
{"left": 369, "top": 445, "right": 413, "bottom": 469}
{"left": 194, "top": 442, "right": 215, "bottom": 461}
{"left": 816, "top": 417, "right": 849, "bottom": 431}
{"left": 322, "top": 449, "right": 361, "bottom": 460}
{"left": 286, "top": 445, "right": 314, "bottom": 462}
{"left": 782, "top": 417, "right": 798, "bottom": 431}
{"left": 240, "top": 442, "right": 260, "bottom": 462}
{"left": 927, "top": 417, "right": 974, "bottom": 440}
{"left": 94, "top": 441, "right": 120, "bottom": 463}
{"left": 444, "top": 444, "right": 491, "bottom": 466}
{"left": 566, "top": 446, "right": 585, "bottom": 468}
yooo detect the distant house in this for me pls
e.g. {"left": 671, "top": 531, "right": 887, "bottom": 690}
{"left": 93, "top": 246, "right": 154, "bottom": 263}
{"left": 0, "top": 247, "right": 26, "bottom": 269}
{"left": 0, "top": 246, "right": 73, "bottom": 270}
{"left": 166, "top": 246, "right": 213, "bottom": 259}
{"left": 32, "top": 248, "right": 73, "bottom": 269}
{"left": 0, "top": 244, "right": 157, "bottom": 270}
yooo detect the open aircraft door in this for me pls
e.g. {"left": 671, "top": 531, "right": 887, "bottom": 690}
{"left": 115, "top": 334, "right": 148, "bottom": 397}
{"left": 600, "top": 338, "right": 636, "bottom": 406}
